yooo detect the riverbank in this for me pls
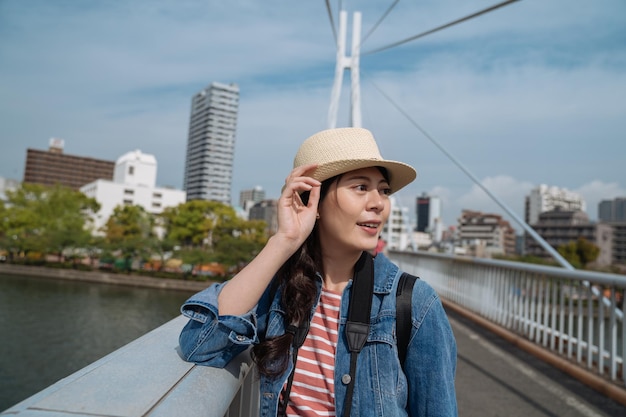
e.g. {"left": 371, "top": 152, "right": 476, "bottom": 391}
{"left": 0, "top": 263, "right": 213, "bottom": 293}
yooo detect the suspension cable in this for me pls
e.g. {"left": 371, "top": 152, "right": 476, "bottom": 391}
{"left": 360, "top": 0, "right": 400, "bottom": 47}
{"left": 362, "top": 0, "right": 521, "bottom": 56}
{"left": 325, "top": 0, "right": 337, "bottom": 43}
{"left": 365, "top": 76, "right": 574, "bottom": 270}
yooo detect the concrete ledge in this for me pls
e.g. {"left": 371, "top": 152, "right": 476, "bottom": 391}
{"left": 1, "top": 316, "right": 257, "bottom": 416}
{"left": 0, "top": 263, "right": 212, "bottom": 293}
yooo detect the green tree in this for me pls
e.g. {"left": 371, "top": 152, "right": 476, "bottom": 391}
{"left": 214, "top": 218, "right": 267, "bottom": 270}
{"left": 40, "top": 185, "right": 100, "bottom": 262}
{"left": 103, "top": 204, "right": 155, "bottom": 272}
{"left": 162, "top": 200, "right": 238, "bottom": 249}
{"left": 2, "top": 184, "right": 52, "bottom": 258}
{"left": 557, "top": 237, "right": 600, "bottom": 269}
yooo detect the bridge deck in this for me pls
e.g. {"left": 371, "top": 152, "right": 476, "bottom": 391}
{"left": 449, "top": 308, "right": 624, "bottom": 416}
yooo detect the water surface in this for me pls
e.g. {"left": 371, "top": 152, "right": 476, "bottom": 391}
{"left": 0, "top": 273, "right": 194, "bottom": 411}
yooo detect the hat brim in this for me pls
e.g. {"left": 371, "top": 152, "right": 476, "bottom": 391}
{"left": 311, "top": 159, "right": 417, "bottom": 194}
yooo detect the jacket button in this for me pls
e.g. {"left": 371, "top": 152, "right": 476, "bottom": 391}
{"left": 236, "top": 335, "right": 246, "bottom": 342}
{"left": 341, "top": 374, "right": 352, "bottom": 385}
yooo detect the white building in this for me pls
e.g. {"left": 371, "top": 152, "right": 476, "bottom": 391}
{"left": 183, "top": 82, "right": 239, "bottom": 205}
{"left": 0, "top": 176, "right": 19, "bottom": 202}
{"left": 81, "top": 150, "right": 186, "bottom": 235}
{"left": 382, "top": 196, "right": 414, "bottom": 251}
{"left": 525, "top": 184, "right": 586, "bottom": 225}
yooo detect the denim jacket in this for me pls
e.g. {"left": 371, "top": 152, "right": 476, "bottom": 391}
{"left": 179, "top": 254, "right": 457, "bottom": 416}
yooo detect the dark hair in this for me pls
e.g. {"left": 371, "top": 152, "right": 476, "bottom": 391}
{"left": 251, "top": 166, "right": 389, "bottom": 377}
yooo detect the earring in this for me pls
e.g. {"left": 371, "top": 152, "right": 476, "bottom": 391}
{"left": 316, "top": 213, "right": 320, "bottom": 219}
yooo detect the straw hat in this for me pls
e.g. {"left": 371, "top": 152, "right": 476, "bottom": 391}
{"left": 293, "top": 127, "right": 417, "bottom": 194}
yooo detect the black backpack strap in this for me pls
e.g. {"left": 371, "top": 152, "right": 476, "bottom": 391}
{"left": 396, "top": 272, "right": 418, "bottom": 368}
{"left": 342, "top": 251, "right": 374, "bottom": 417}
{"left": 278, "top": 321, "right": 310, "bottom": 416}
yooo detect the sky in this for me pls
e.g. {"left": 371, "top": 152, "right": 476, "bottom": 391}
{"left": 1, "top": 0, "right": 625, "bottom": 232}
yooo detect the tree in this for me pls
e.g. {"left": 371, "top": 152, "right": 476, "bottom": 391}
{"left": 162, "top": 200, "right": 238, "bottom": 249}
{"left": 557, "top": 237, "right": 600, "bottom": 269}
{"left": 40, "top": 184, "right": 100, "bottom": 263}
{"left": 103, "top": 204, "right": 156, "bottom": 272}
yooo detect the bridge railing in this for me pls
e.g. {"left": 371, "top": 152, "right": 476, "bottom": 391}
{"left": 389, "top": 250, "right": 626, "bottom": 388}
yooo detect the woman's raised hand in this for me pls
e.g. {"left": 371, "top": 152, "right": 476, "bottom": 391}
{"left": 275, "top": 164, "right": 321, "bottom": 249}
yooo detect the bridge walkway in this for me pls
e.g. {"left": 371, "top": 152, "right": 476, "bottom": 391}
{"left": 450, "top": 307, "right": 624, "bottom": 417}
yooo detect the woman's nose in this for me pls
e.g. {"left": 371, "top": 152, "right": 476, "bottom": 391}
{"left": 368, "top": 190, "right": 384, "bottom": 211}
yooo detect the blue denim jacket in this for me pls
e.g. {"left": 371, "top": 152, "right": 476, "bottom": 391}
{"left": 179, "top": 254, "right": 457, "bottom": 416}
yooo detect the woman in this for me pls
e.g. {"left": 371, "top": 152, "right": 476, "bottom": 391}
{"left": 179, "top": 127, "right": 457, "bottom": 416}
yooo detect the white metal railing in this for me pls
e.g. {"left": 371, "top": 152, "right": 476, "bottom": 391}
{"left": 389, "top": 250, "right": 626, "bottom": 387}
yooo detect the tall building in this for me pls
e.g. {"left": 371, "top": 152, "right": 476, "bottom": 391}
{"left": 23, "top": 138, "right": 114, "bottom": 190}
{"left": 415, "top": 193, "right": 443, "bottom": 241}
{"left": 81, "top": 150, "right": 186, "bottom": 235}
{"left": 183, "top": 82, "right": 239, "bottom": 205}
{"left": 524, "top": 184, "right": 585, "bottom": 225}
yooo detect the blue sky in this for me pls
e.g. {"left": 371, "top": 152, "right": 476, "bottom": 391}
{"left": 1, "top": 0, "right": 625, "bottom": 231}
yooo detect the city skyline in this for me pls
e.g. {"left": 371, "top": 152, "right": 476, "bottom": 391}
{"left": 1, "top": 0, "right": 625, "bottom": 230}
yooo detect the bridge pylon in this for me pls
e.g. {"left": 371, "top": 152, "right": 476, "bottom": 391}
{"left": 328, "top": 10, "right": 361, "bottom": 129}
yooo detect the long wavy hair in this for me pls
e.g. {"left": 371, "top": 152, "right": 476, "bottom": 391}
{"left": 251, "top": 176, "right": 336, "bottom": 377}
{"left": 251, "top": 167, "right": 389, "bottom": 377}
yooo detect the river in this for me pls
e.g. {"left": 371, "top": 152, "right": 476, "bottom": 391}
{"left": 0, "top": 272, "right": 196, "bottom": 411}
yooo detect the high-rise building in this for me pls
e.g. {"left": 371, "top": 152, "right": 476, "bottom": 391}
{"left": 23, "top": 138, "right": 114, "bottom": 190}
{"left": 183, "top": 82, "right": 239, "bottom": 205}
{"left": 415, "top": 193, "right": 442, "bottom": 241}
{"left": 524, "top": 184, "right": 585, "bottom": 225}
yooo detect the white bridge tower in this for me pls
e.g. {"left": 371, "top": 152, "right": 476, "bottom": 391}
{"left": 328, "top": 10, "right": 362, "bottom": 129}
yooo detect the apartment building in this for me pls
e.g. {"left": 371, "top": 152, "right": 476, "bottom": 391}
{"left": 183, "top": 82, "right": 239, "bottom": 204}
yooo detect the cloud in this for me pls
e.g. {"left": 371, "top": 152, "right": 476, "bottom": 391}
{"left": 575, "top": 181, "right": 626, "bottom": 221}
{"left": 0, "top": 0, "right": 624, "bottom": 228}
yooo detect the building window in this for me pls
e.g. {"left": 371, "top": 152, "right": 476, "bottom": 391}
{"left": 124, "top": 189, "right": 134, "bottom": 195}
{"left": 153, "top": 192, "right": 162, "bottom": 199}
{"left": 123, "top": 199, "right": 133, "bottom": 205}
{"left": 152, "top": 202, "right": 161, "bottom": 208}
{"left": 128, "top": 166, "right": 134, "bottom": 175}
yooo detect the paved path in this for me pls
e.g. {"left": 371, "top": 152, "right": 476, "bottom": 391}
{"left": 449, "top": 309, "right": 625, "bottom": 417}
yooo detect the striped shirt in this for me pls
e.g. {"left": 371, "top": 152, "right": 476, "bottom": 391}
{"left": 285, "top": 288, "right": 342, "bottom": 417}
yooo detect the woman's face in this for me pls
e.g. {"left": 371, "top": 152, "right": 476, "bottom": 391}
{"left": 317, "top": 167, "right": 391, "bottom": 254}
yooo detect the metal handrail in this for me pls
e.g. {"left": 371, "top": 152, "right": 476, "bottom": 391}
{"left": 389, "top": 250, "right": 626, "bottom": 387}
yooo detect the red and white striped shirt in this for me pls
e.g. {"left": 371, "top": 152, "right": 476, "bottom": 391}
{"left": 285, "top": 288, "right": 342, "bottom": 417}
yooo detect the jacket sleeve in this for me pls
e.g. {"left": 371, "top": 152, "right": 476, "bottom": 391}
{"left": 405, "top": 281, "right": 458, "bottom": 416}
{"left": 178, "top": 281, "right": 261, "bottom": 368}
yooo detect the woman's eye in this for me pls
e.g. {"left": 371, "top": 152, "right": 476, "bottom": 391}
{"left": 381, "top": 188, "right": 392, "bottom": 196}
{"left": 356, "top": 184, "right": 367, "bottom": 191}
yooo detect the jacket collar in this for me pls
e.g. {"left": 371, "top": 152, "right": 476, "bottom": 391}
{"left": 372, "top": 253, "right": 399, "bottom": 295}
